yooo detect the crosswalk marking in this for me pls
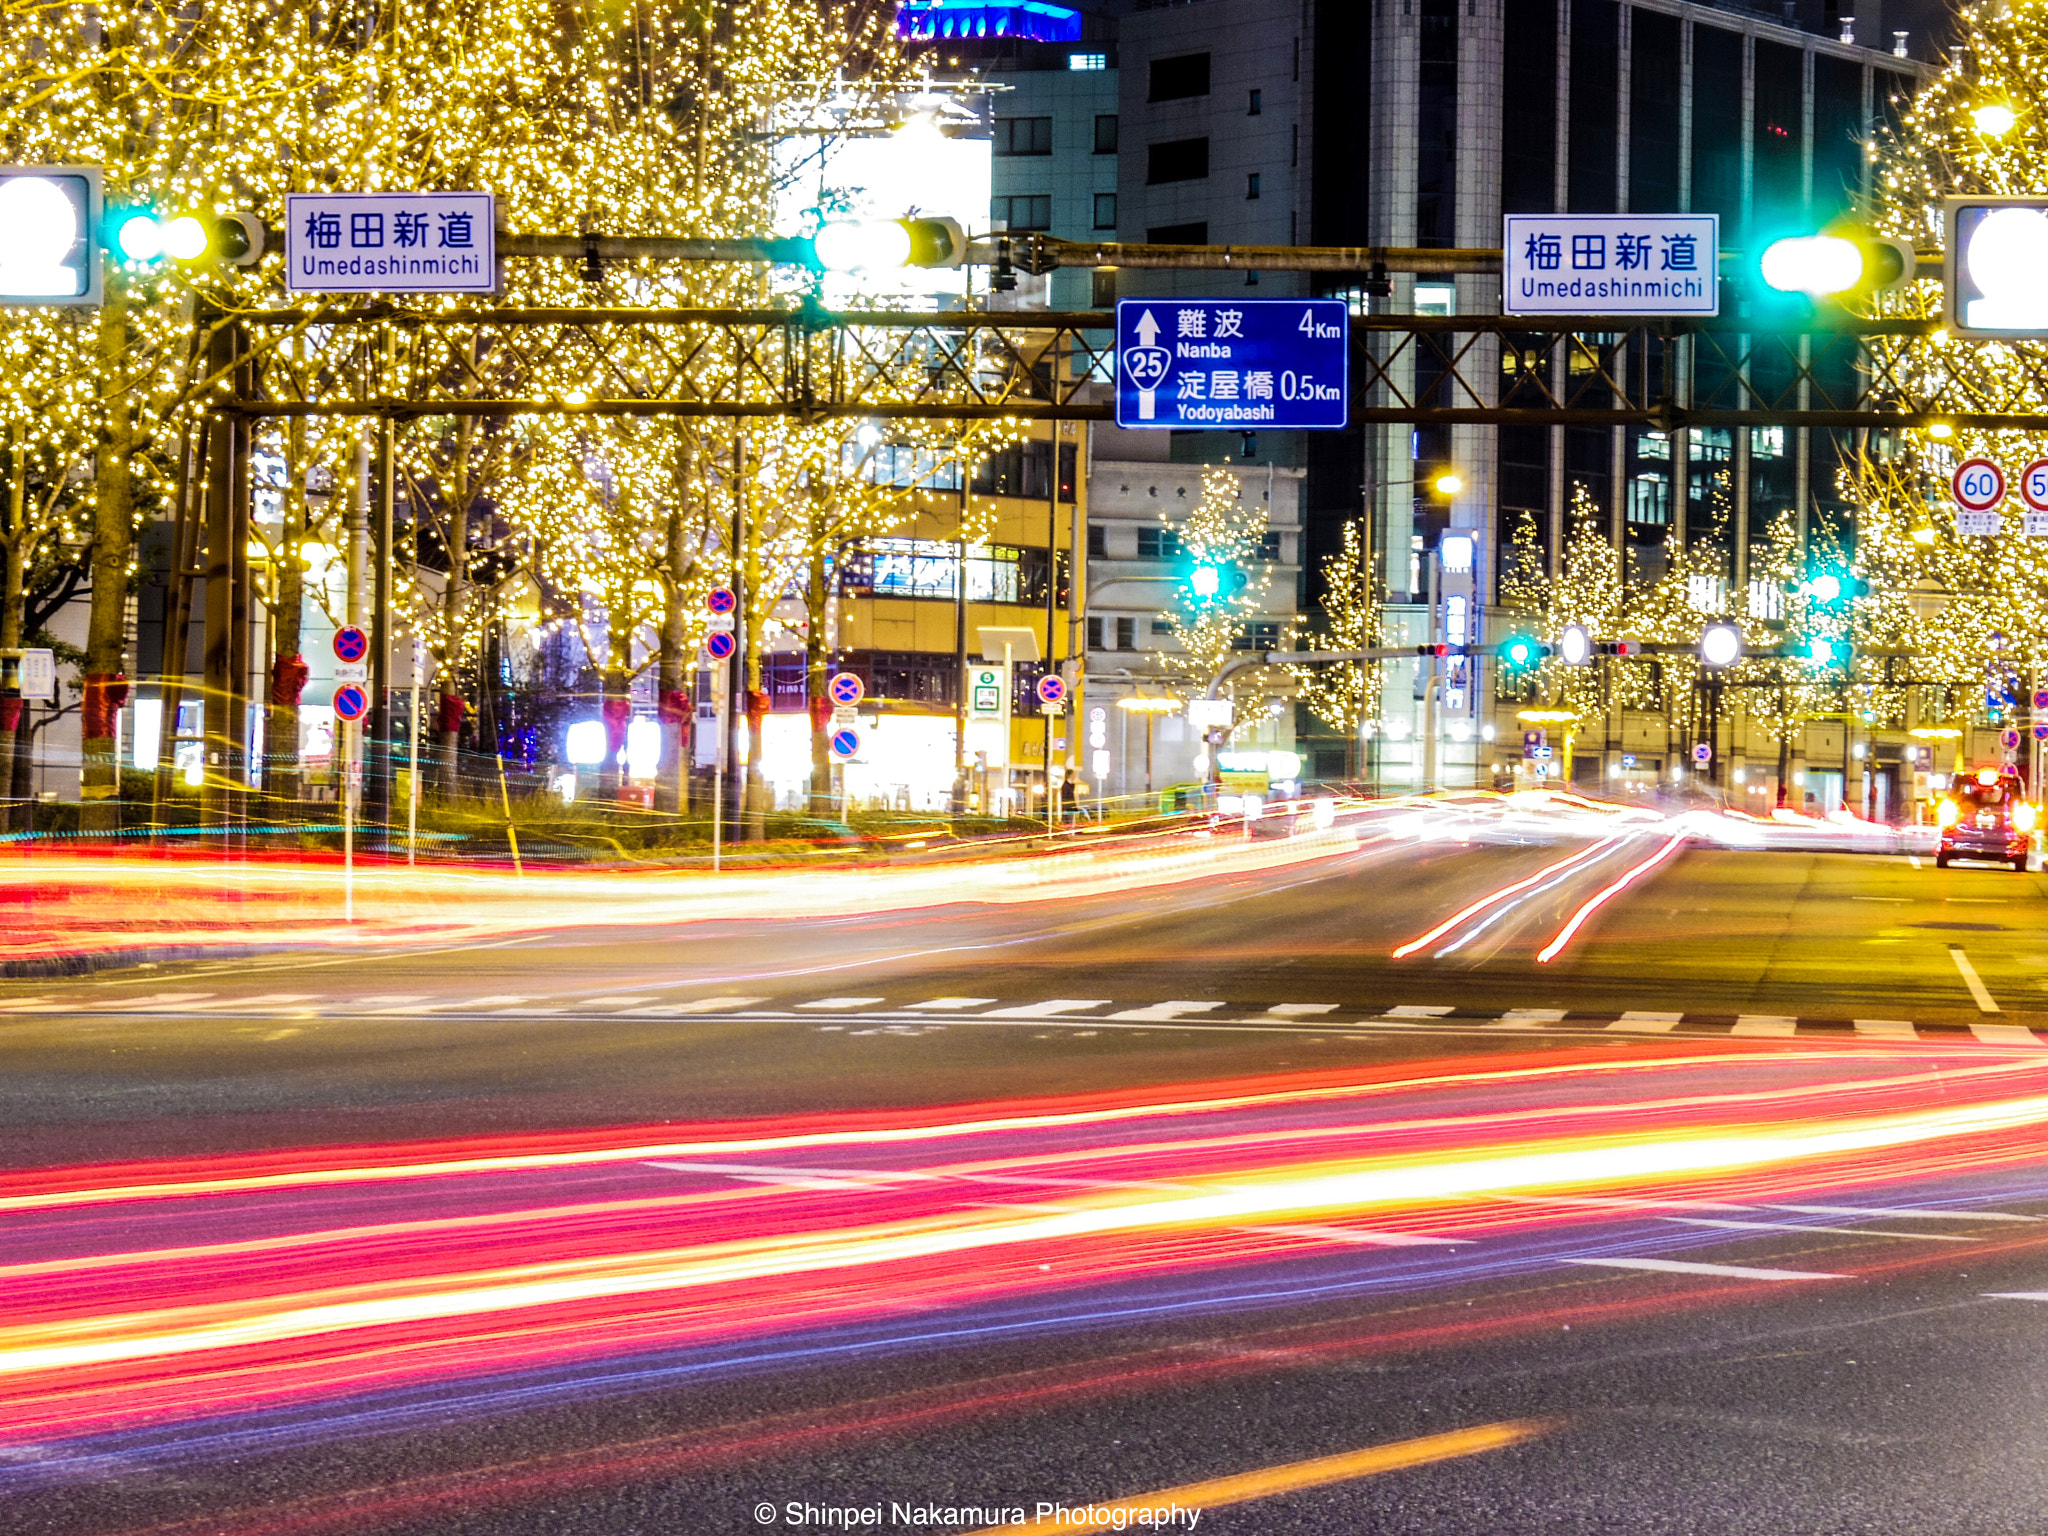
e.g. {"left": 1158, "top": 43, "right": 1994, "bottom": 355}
{"left": 1970, "top": 1022, "right": 2044, "bottom": 1046}
{"left": 620, "top": 996, "right": 769, "bottom": 1016}
{"left": 371, "top": 994, "right": 532, "bottom": 1014}
{"left": 1853, "top": 1017, "right": 1918, "bottom": 1040}
{"left": 906, "top": 997, "right": 997, "bottom": 1011}
{"left": 1384, "top": 1005, "right": 1456, "bottom": 1018}
{"left": 984, "top": 999, "right": 1111, "bottom": 1018}
{"left": 0, "top": 997, "right": 52, "bottom": 1011}
{"left": 95, "top": 993, "right": 214, "bottom": 1011}
{"left": 797, "top": 997, "right": 887, "bottom": 1011}
{"left": 1485, "top": 1008, "right": 1567, "bottom": 1030}
{"left": 569, "top": 996, "right": 653, "bottom": 1009}
{"left": 1731, "top": 1015, "right": 1798, "bottom": 1038}
{"left": 1266, "top": 1003, "right": 1340, "bottom": 1016}
{"left": 347, "top": 995, "right": 430, "bottom": 1008}
{"left": 1107, "top": 1001, "right": 1228, "bottom": 1021}
{"left": 1607, "top": 1011, "right": 1682, "bottom": 1033}
{"left": 1565, "top": 1257, "right": 1846, "bottom": 1281}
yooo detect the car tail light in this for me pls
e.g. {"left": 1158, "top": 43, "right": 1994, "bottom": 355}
{"left": 1937, "top": 799, "right": 1960, "bottom": 828}
{"left": 2017, "top": 802, "right": 2038, "bottom": 833}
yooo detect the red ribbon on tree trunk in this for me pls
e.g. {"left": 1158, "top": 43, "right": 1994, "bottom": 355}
{"left": 81, "top": 673, "right": 129, "bottom": 740}
{"left": 657, "top": 688, "right": 692, "bottom": 724}
{"left": 0, "top": 697, "right": 20, "bottom": 732}
{"left": 436, "top": 693, "right": 467, "bottom": 734}
{"left": 270, "top": 654, "right": 309, "bottom": 707}
{"left": 601, "top": 696, "right": 633, "bottom": 753}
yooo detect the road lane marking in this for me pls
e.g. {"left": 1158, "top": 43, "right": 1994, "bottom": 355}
{"left": 1971, "top": 1022, "right": 2043, "bottom": 1045}
{"left": 1385, "top": 1004, "right": 1456, "bottom": 1017}
{"left": 0, "top": 997, "right": 53, "bottom": 1011}
{"left": 961, "top": 1421, "right": 1555, "bottom": 1535}
{"left": 1485, "top": 1008, "right": 1567, "bottom": 1030}
{"left": 1852, "top": 1018, "right": 1918, "bottom": 1040}
{"left": 1266, "top": 1003, "right": 1340, "bottom": 1016}
{"left": 1768, "top": 1203, "right": 2043, "bottom": 1223}
{"left": 1564, "top": 1257, "right": 1846, "bottom": 1281}
{"left": 1732, "top": 1015, "right": 1799, "bottom": 1037}
{"left": 1236, "top": 1223, "right": 1466, "bottom": 1247}
{"left": 1949, "top": 946, "right": 2002, "bottom": 1013}
{"left": 617, "top": 996, "right": 769, "bottom": 1016}
{"left": 984, "top": 999, "right": 1112, "bottom": 1017}
{"left": 568, "top": 996, "right": 650, "bottom": 1009}
{"left": 1608, "top": 1011, "right": 1683, "bottom": 1033}
{"left": 905, "top": 997, "right": 997, "bottom": 1010}
{"left": 1909, "top": 855, "right": 1922, "bottom": 868}
{"left": 1107, "top": 1001, "right": 1228, "bottom": 1021}
{"left": 796, "top": 997, "right": 887, "bottom": 1010}
{"left": 346, "top": 995, "right": 430, "bottom": 1007}
{"left": 1661, "top": 1216, "right": 1974, "bottom": 1242}
{"left": 92, "top": 993, "right": 215, "bottom": 1011}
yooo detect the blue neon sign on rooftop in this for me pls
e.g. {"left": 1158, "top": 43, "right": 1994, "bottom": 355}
{"left": 896, "top": 0, "right": 1083, "bottom": 43}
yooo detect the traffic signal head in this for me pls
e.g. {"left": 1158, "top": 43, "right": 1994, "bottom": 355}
{"left": 1794, "top": 568, "right": 1868, "bottom": 606}
{"left": 1699, "top": 620, "right": 1744, "bottom": 669}
{"left": 109, "top": 206, "right": 266, "bottom": 269}
{"left": 812, "top": 217, "right": 967, "bottom": 273}
{"left": 1800, "top": 635, "right": 1850, "bottom": 666}
{"left": 1557, "top": 623, "right": 1594, "bottom": 667}
{"left": 0, "top": 166, "right": 100, "bottom": 306}
{"left": 1497, "top": 635, "right": 1547, "bottom": 671}
{"left": 1947, "top": 197, "right": 2048, "bottom": 336}
{"left": 1759, "top": 228, "right": 1915, "bottom": 299}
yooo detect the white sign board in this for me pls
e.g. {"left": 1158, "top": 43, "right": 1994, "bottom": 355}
{"left": 285, "top": 192, "right": 496, "bottom": 294}
{"left": 1960, "top": 509, "right": 2002, "bottom": 536}
{"left": 1503, "top": 214, "right": 1718, "bottom": 317}
{"left": 966, "top": 663, "right": 1007, "bottom": 721}
{"left": 17, "top": 647, "right": 54, "bottom": 702}
{"left": 1186, "top": 698, "right": 1233, "bottom": 729}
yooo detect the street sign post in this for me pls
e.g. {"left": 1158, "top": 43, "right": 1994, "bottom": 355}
{"left": 828, "top": 671, "right": 865, "bottom": 707}
{"left": 1692, "top": 742, "right": 1712, "bottom": 765}
{"left": 705, "top": 630, "right": 736, "bottom": 661}
{"left": 829, "top": 727, "right": 861, "bottom": 761}
{"left": 1115, "top": 299, "right": 1348, "bottom": 430}
{"left": 1035, "top": 673, "right": 1068, "bottom": 708}
{"left": 2020, "top": 460, "right": 2048, "bottom": 537}
{"left": 333, "top": 684, "right": 370, "bottom": 722}
{"left": 706, "top": 587, "right": 737, "bottom": 615}
{"left": 1503, "top": 214, "right": 1718, "bottom": 317}
{"left": 967, "top": 664, "right": 1005, "bottom": 719}
{"left": 285, "top": 192, "right": 496, "bottom": 294}
{"left": 0, "top": 167, "right": 102, "bottom": 307}
{"left": 333, "top": 625, "right": 369, "bottom": 663}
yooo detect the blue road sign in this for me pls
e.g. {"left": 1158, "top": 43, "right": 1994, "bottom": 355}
{"left": 830, "top": 727, "right": 861, "bottom": 760}
{"left": 828, "top": 671, "right": 865, "bottom": 707}
{"left": 1116, "top": 299, "right": 1348, "bottom": 430}
{"left": 1036, "top": 673, "right": 1068, "bottom": 707}
{"left": 706, "top": 587, "right": 737, "bottom": 616}
{"left": 333, "top": 684, "right": 369, "bottom": 722}
{"left": 705, "top": 630, "right": 736, "bottom": 661}
{"left": 332, "top": 625, "right": 369, "bottom": 663}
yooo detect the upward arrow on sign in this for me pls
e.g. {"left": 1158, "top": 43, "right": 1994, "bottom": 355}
{"left": 1134, "top": 309, "right": 1161, "bottom": 347}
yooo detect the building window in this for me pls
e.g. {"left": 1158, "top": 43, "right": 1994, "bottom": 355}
{"left": 1116, "top": 617, "right": 1138, "bottom": 650}
{"left": 1234, "top": 620, "right": 1281, "bottom": 651}
{"left": 1147, "top": 221, "right": 1207, "bottom": 244}
{"left": 1092, "top": 192, "right": 1118, "bottom": 230}
{"left": 995, "top": 116, "right": 1052, "bottom": 156}
{"left": 1246, "top": 172, "right": 1261, "bottom": 200}
{"left": 971, "top": 441, "right": 1076, "bottom": 503}
{"left": 1094, "top": 114, "right": 1119, "bottom": 154}
{"left": 1149, "top": 52, "right": 1210, "bottom": 102}
{"left": 1256, "top": 530, "right": 1282, "bottom": 561}
{"left": 1136, "top": 526, "right": 1183, "bottom": 558}
{"left": 1087, "top": 616, "right": 1104, "bottom": 651}
{"left": 1087, "top": 523, "right": 1106, "bottom": 558}
{"left": 994, "top": 195, "right": 1052, "bottom": 232}
{"left": 1069, "top": 52, "right": 1107, "bottom": 71}
{"left": 1248, "top": 88, "right": 1263, "bottom": 116}
{"left": 1151, "top": 616, "right": 1177, "bottom": 635}
{"left": 1147, "top": 137, "right": 1209, "bottom": 185}
{"left": 1091, "top": 267, "right": 1118, "bottom": 306}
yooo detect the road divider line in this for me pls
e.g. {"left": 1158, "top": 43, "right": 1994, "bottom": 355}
{"left": 905, "top": 997, "right": 997, "bottom": 1011}
{"left": 1107, "top": 1001, "right": 1228, "bottom": 1021}
{"left": 1971, "top": 1022, "right": 2043, "bottom": 1046}
{"left": 618, "top": 996, "right": 769, "bottom": 1016}
{"left": 1662, "top": 1216, "right": 1974, "bottom": 1242}
{"left": 984, "top": 999, "right": 1111, "bottom": 1017}
{"left": 1608, "top": 1011, "right": 1683, "bottom": 1033}
{"left": 1485, "top": 1009, "right": 1568, "bottom": 1030}
{"left": 1853, "top": 1018, "right": 1918, "bottom": 1040}
{"left": 1770, "top": 1203, "right": 2043, "bottom": 1223}
{"left": 961, "top": 1420, "right": 1556, "bottom": 1535}
{"left": 1564, "top": 1257, "right": 1846, "bottom": 1281}
{"left": 1949, "top": 947, "right": 2002, "bottom": 1014}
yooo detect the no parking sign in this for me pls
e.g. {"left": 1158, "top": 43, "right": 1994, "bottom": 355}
{"left": 829, "top": 727, "right": 861, "bottom": 760}
{"left": 333, "top": 684, "right": 369, "bottom": 722}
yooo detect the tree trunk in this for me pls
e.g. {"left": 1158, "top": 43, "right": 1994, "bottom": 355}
{"left": 0, "top": 424, "right": 26, "bottom": 833}
{"left": 81, "top": 271, "right": 136, "bottom": 832}
{"left": 806, "top": 507, "right": 831, "bottom": 813}
{"left": 656, "top": 446, "right": 694, "bottom": 816}
{"left": 267, "top": 417, "right": 306, "bottom": 803}
{"left": 743, "top": 536, "right": 768, "bottom": 840}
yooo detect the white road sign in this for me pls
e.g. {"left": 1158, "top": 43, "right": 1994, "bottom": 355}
{"left": 285, "top": 192, "right": 496, "bottom": 294}
{"left": 17, "top": 647, "right": 54, "bottom": 701}
{"left": 1504, "top": 214, "right": 1718, "bottom": 317}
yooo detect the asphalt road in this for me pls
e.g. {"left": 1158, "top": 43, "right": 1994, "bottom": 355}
{"left": 7, "top": 821, "right": 2048, "bottom": 1533}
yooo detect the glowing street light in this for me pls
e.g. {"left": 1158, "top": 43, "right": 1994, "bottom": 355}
{"left": 1699, "top": 620, "right": 1744, "bottom": 669}
{"left": 1973, "top": 103, "right": 2019, "bottom": 138}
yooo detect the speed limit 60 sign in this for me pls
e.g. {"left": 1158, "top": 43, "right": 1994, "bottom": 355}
{"left": 1955, "top": 458, "right": 2005, "bottom": 535}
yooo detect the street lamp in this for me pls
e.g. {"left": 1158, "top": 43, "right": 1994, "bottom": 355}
{"left": 1699, "top": 621, "right": 1744, "bottom": 669}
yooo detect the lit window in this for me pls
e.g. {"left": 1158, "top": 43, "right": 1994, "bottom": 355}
{"left": 1069, "top": 52, "right": 1107, "bottom": 71}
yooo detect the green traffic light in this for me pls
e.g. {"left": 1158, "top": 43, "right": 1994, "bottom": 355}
{"left": 1190, "top": 564, "right": 1222, "bottom": 600}
{"left": 1808, "top": 573, "right": 1842, "bottom": 603}
{"left": 1499, "top": 636, "right": 1542, "bottom": 670}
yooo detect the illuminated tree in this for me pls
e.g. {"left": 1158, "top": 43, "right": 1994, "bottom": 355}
{"left": 1165, "top": 467, "right": 1272, "bottom": 736}
{"left": 1290, "top": 518, "right": 1382, "bottom": 775}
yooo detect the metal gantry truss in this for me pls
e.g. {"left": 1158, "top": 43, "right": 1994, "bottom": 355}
{"left": 225, "top": 304, "right": 2048, "bottom": 432}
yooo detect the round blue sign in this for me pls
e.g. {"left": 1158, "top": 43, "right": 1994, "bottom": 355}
{"left": 705, "top": 630, "right": 736, "bottom": 661}
{"left": 829, "top": 727, "right": 861, "bottom": 760}
{"left": 333, "top": 684, "right": 369, "bottom": 722}
{"left": 1036, "top": 673, "right": 1067, "bottom": 706}
{"left": 706, "top": 587, "right": 737, "bottom": 616}
{"left": 828, "top": 671, "right": 865, "bottom": 706}
{"left": 332, "top": 625, "right": 369, "bottom": 663}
